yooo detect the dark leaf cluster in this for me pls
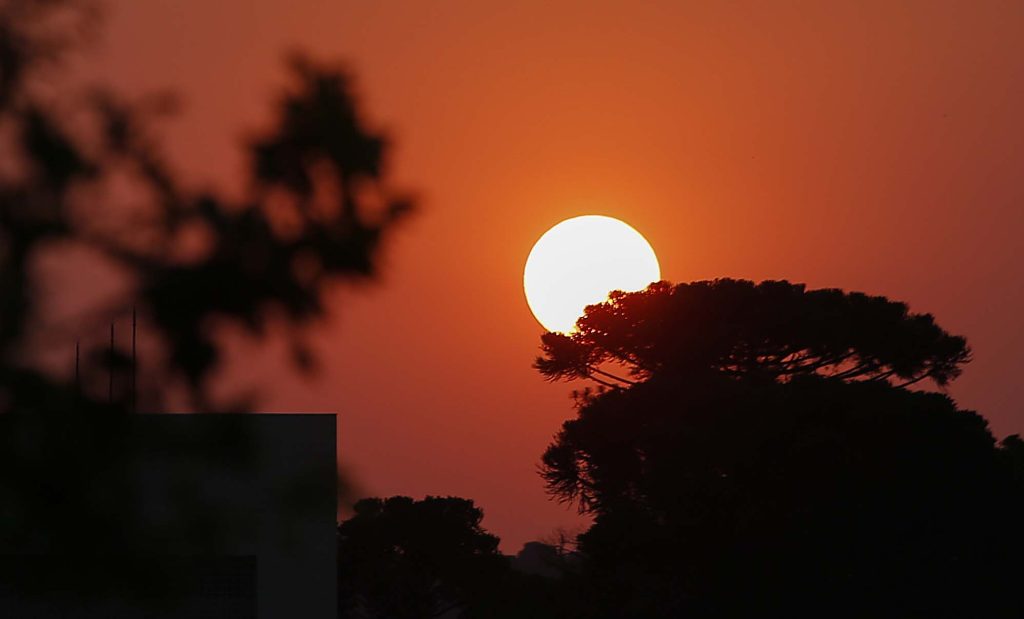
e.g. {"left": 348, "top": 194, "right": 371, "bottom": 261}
{"left": 0, "top": 0, "right": 412, "bottom": 411}
{"left": 337, "top": 496, "right": 506, "bottom": 619}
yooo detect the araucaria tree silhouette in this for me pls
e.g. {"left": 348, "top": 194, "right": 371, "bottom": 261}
{"left": 537, "top": 279, "right": 1024, "bottom": 618}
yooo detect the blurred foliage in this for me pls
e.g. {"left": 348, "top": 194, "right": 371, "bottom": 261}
{"left": 0, "top": 0, "right": 412, "bottom": 412}
{"left": 0, "top": 0, "right": 404, "bottom": 610}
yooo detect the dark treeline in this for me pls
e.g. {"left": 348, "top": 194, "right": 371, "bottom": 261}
{"left": 340, "top": 280, "right": 1024, "bottom": 618}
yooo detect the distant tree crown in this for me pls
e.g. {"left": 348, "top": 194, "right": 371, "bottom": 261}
{"left": 535, "top": 279, "right": 970, "bottom": 390}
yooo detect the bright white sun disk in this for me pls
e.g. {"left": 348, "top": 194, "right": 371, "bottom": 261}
{"left": 523, "top": 215, "right": 660, "bottom": 333}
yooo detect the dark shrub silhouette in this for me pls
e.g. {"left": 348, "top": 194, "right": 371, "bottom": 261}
{"left": 337, "top": 496, "right": 508, "bottom": 619}
{"left": 337, "top": 497, "right": 584, "bottom": 619}
{"left": 537, "top": 279, "right": 1024, "bottom": 618}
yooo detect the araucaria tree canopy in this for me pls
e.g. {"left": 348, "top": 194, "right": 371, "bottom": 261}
{"left": 535, "top": 279, "right": 970, "bottom": 389}
{"left": 536, "top": 279, "right": 1023, "bottom": 618}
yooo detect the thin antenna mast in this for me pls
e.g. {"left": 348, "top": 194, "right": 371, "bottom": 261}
{"left": 131, "top": 307, "right": 137, "bottom": 413}
{"left": 109, "top": 323, "right": 114, "bottom": 405}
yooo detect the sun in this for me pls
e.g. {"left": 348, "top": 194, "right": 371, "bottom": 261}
{"left": 523, "top": 215, "right": 660, "bottom": 333}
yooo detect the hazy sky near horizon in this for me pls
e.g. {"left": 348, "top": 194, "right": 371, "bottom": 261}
{"left": 84, "top": 0, "right": 1024, "bottom": 551}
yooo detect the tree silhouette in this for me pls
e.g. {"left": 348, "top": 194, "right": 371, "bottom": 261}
{"left": 337, "top": 496, "right": 508, "bottom": 619}
{"left": 536, "top": 279, "right": 970, "bottom": 389}
{"left": 537, "top": 279, "right": 1024, "bottom": 618}
{"left": 337, "top": 496, "right": 586, "bottom": 619}
{"left": 0, "top": 0, "right": 412, "bottom": 412}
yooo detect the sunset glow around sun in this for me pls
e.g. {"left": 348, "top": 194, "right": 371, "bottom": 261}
{"left": 524, "top": 215, "right": 660, "bottom": 333}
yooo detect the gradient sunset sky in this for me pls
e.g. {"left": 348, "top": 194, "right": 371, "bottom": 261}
{"left": 82, "top": 0, "right": 1024, "bottom": 551}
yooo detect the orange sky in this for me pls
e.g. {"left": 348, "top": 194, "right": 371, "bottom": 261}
{"left": 84, "top": 0, "right": 1024, "bottom": 551}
